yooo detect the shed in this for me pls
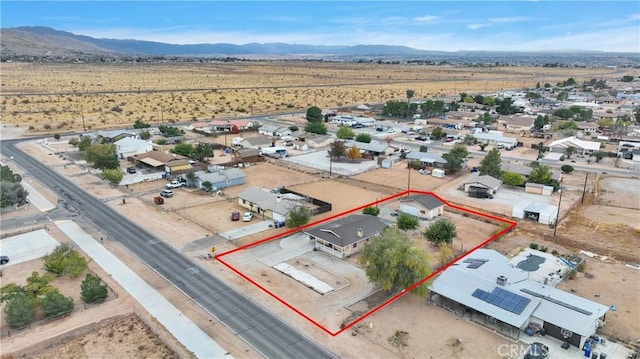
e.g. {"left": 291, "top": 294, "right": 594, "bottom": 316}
{"left": 525, "top": 183, "right": 554, "bottom": 196}
{"left": 399, "top": 194, "right": 444, "bottom": 219}
{"left": 462, "top": 175, "right": 502, "bottom": 194}
{"left": 512, "top": 202, "right": 557, "bottom": 225}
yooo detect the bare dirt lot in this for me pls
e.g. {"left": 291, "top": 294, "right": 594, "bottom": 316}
{"left": 0, "top": 62, "right": 623, "bottom": 133}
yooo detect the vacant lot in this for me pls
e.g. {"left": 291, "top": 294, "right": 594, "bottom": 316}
{"left": 0, "top": 62, "right": 623, "bottom": 133}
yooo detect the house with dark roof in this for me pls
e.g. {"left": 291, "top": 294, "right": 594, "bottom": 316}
{"left": 461, "top": 175, "right": 503, "bottom": 194}
{"left": 398, "top": 194, "right": 445, "bottom": 220}
{"left": 430, "top": 249, "right": 608, "bottom": 348}
{"left": 304, "top": 214, "right": 387, "bottom": 258}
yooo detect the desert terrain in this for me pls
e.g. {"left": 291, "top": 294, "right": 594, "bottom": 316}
{"left": 0, "top": 62, "right": 626, "bottom": 133}
{"left": 1, "top": 61, "right": 638, "bottom": 359}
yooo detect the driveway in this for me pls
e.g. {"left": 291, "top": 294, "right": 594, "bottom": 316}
{"left": 0, "top": 229, "right": 60, "bottom": 267}
{"left": 218, "top": 219, "right": 275, "bottom": 240}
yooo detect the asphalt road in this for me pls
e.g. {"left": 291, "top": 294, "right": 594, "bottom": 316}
{"left": 1, "top": 140, "right": 338, "bottom": 359}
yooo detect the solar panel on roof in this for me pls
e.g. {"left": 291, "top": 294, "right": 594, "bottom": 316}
{"left": 472, "top": 287, "right": 531, "bottom": 315}
{"left": 463, "top": 258, "right": 488, "bottom": 269}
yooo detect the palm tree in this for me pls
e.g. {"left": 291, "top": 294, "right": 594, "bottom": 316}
{"left": 564, "top": 146, "right": 576, "bottom": 159}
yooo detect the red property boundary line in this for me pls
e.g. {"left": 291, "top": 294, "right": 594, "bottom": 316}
{"left": 215, "top": 189, "right": 516, "bottom": 337}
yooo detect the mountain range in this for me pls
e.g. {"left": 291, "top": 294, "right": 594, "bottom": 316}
{"left": 1, "top": 26, "right": 637, "bottom": 67}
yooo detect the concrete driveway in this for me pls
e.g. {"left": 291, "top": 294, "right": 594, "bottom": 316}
{"left": 219, "top": 219, "right": 275, "bottom": 240}
{"left": 0, "top": 229, "right": 60, "bottom": 267}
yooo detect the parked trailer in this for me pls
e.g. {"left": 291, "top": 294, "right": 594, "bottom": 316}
{"left": 432, "top": 169, "right": 445, "bottom": 178}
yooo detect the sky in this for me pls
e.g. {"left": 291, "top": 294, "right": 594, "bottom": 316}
{"left": 2, "top": 1, "right": 639, "bottom": 52}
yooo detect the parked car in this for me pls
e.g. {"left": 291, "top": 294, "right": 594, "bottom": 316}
{"left": 165, "top": 180, "right": 184, "bottom": 189}
{"left": 126, "top": 167, "right": 137, "bottom": 174}
{"left": 242, "top": 212, "right": 253, "bottom": 222}
{"left": 231, "top": 211, "right": 240, "bottom": 221}
{"left": 160, "top": 189, "right": 173, "bottom": 198}
{"left": 415, "top": 135, "right": 429, "bottom": 141}
{"left": 0, "top": 255, "right": 9, "bottom": 265}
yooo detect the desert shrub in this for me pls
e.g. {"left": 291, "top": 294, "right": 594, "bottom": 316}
{"left": 529, "top": 243, "right": 539, "bottom": 250}
{"left": 362, "top": 206, "right": 380, "bottom": 216}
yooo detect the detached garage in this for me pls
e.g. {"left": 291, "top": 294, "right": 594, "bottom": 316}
{"left": 512, "top": 202, "right": 557, "bottom": 225}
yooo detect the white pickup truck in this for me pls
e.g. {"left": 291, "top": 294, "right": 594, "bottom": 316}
{"left": 165, "top": 180, "right": 185, "bottom": 189}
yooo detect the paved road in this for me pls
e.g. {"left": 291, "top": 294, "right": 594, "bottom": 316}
{"left": 1, "top": 140, "right": 338, "bottom": 359}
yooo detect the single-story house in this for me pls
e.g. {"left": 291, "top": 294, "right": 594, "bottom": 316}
{"left": 187, "top": 122, "right": 213, "bottom": 132}
{"left": 405, "top": 152, "right": 447, "bottom": 168}
{"left": 503, "top": 116, "right": 535, "bottom": 132}
{"left": 258, "top": 125, "right": 281, "bottom": 136}
{"left": 237, "top": 187, "right": 307, "bottom": 222}
{"left": 114, "top": 137, "right": 153, "bottom": 159}
{"left": 275, "top": 127, "right": 292, "bottom": 137}
{"left": 530, "top": 98, "right": 558, "bottom": 109}
{"left": 399, "top": 194, "right": 445, "bottom": 219}
{"left": 345, "top": 141, "right": 394, "bottom": 157}
{"left": 193, "top": 168, "right": 245, "bottom": 191}
{"left": 461, "top": 175, "right": 502, "bottom": 194}
{"left": 233, "top": 148, "right": 262, "bottom": 163}
{"left": 164, "top": 159, "right": 192, "bottom": 174}
{"left": 446, "top": 111, "right": 480, "bottom": 121}
{"left": 430, "top": 249, "right": 609, "bottom": 348}
{"left": 458, "top": 102, "right": 485, "bottom": 112}
{"left": 304, "top": 214, "right": 387, "bottom": 258}
{"left": 502, "top": 163, "right": 562, "bottom": 182}
{"left": 129, "top": 151, "right": 187, "bottom": 170}
{"left": 548, "top": 136, "right": 600, "bottom": 156}
{"left": 473, "top": 130, "right": 518, "bottom": 148}
{"left": 575, "top": 121, "right": 600, "bottom": 133}
{"left": 239, "top": 135, "right": 274, "bottom": 150}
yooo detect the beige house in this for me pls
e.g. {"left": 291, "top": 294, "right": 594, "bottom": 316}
{"left": 304, "top": 215, "right": 387, "bottom": 258}
{"left": 399, "top": 194, "right": 445, "bottom": 219}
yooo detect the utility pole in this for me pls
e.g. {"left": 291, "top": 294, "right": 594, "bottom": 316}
{"left": 407, "top": 162, "right": 412, "bottom": 193}
{"left": 553, "top": 187, "right": 564, "bottom": 237}
{"left": 581, "top": 172, "right": 589, "bottom": 204}
{"left": 80, "top": 106, "right": 86, "bottom": 132}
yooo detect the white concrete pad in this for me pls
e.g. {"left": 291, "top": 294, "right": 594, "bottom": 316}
{"left": 273, "top": 262, "right": 334, "bottom": 294}
{"left": 219, "top": 220, "right": 274, "bottom": 240}
{"left": 21, "top": 180, "right": 56, "bottom": 212}
{"left": 55, "top": 220, "right": 231, "bottom": 359}
{"left": 0, "top": 229, "right": 60, "bottom": 267}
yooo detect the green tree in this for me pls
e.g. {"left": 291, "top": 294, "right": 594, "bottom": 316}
{"left": 80, "top": 273, "right": 109, "bottom": 304}
{"left": 133, "top": 120, "right": 151, "bottom": 129}
{"left": 0, "top": 165, "right": 22, "bottom": 183}
{"left": 359, "top": 227, "right": 431, "bottom": 296}
{"left": 561, "top": 165, "right": 574, "bottom": 174}
{"left": 397, "top": 213, "right": 419, "bottom": 231}
{"left": 556, "top": 91, "right": 569, "bottom": 102}
{"left": 529, "top": 164, "right": 553, "bottom": 185}
{"left": 0, "top": 181, "right": 29, "bottom": 208}
{"left": 564, "top": 146, "right": 576, "bottom": 159}
{"left": 478, "top": 148, "right": 502, "bottom": 178}
{"left": 355, "top": 133, "right": 372, "bottom": 143}
{"left": 193, "top": 142, "right": 213, "bottom": 161}
{"left": 285, "top": 206, "right": 311, "bottom": 228}
{"left": 423, "top": 219, "right": 457, "bottom": 246}
{"left": 383, "top": 100, "right": 409, "bottom": 117}
{"left": 43, "top": 244, "right": 88, "bottom": 277}
{"left": 42, "top": 290, "right": 74, "bottom": 318}
{"left": 430, "top": 127, "right": 445, "bottom": 140}
{"left": 3, "top": 293, "right": 36, "bottom": 329}
{"left": 621, "top": 75, "right": 634, "bottom": 82}
{"left": 158, "top": 125, "right": 182, "bottom": 137}
{"left": 478, "top": 143, "right": 488, "bottom": 151}
{"left": 362, "top": 206, "right": 380, "bottom": 216}
{"left": 201, "top": 181, "right": 213, "bottom": 192}
{"left": 140, "top": 130, "right": 151, "bottom": 140}
{"left": 419, "top": 145, "right": 428, "bottom": 152}
{"left": 24, "top": 271, "right": 55, "bottom": 305}
{"left": 336, "top": 126, "right": 355, "bottom": 139}
{"left": 420, "top": 100, "right": 446, "bottom": 117}
{"left": 496, "top": 97, "right": 519, "bottom": 115}
{"left": 483, "top": 97, "right": 496, "bottom": 107}
{"left": 171, "top": 143, "right": 195, "bottom": 158}
{"left": 479, "top": 113, "right": 493, "bottom": 125}
{"left": 53, "top": 133, "right": 61, "bottom": 140}
{"left": 592, "top": 151, "right": 606, "bottom": 163}
{"left": 0, "top": 283, "right": 25, "bottom": 303}
{"left": 288, "top": 125, "right": 299, "bottom": 132}
{"left": 185, "top": 170, "right": 197, "bottom": 187}
{"left": 442, "top": 144, "right": 468, "bottom": 173}
{"left": 306, "top": 106, "right": 323, "bottom": 123}
{"left": 406, "top": 90, "right": 415, "bottom": 118}
{"left": 101, "top": 168, "right": 123, "bottom": 186}
{"left": 328, "top": 140, "right": 346, "bottom": 159}
{"left": 78, "top": 136, "right": 92, "bottom": 152}
{"left": 534, "top": 115, "right": 550, "bottom": 130}
{"left": 502, "top": 171, "right": 526, "bottom": 186}
{"left": 305, "top": 122, "right": 327, "bottom": 134}
{"left": 85, "top": 144, "right": 119, "bottom": 170}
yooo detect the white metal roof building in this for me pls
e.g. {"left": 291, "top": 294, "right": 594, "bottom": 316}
{"left": 430, "top": 249, "right": 608, "bottom": 348}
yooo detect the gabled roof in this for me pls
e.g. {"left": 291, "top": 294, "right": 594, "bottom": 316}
{"left": 304, "top": 214, "right": 387, "bottom": 248}
{"left": 238, "top": 187, "right": 303, "bottom": 216}
{"left": 505, "top": 116, "right": 535, "bottom": 127}
{"left": 258, "top": 125, "right": 280, "bottom": 133}
{"left": 195, "top": 169, "right": 245, "bottom": 184}
{"left": 400, "top": 194, "right": 445, "bottom": 210}
{"left": 463, "top": 175, "right": 503, "bottom": 189}
{"left": 431, "top": 249, "right": 608, "bottom": 335}
{"left": 165, "top": 159, "right": 191, "bottom": 167}
{"left": 548, "top": 136, "right": 600, "bottom": 151}
{"left": 114, "top": 137, "right": 152, "bottom": 154}
{"left": 131, "top": 150, "right": 186, "bottom": 163}
{"left": 405, "top": 152, "right": 447, "bottom": 164}
{"left": 242, "top": 135, "right": 273, "bottom": 147}
{"left": 236, "top": 148, "right": 260, "bottom": 158}
{"left": 345, "top": 141, "right": 389, "bottom": 153}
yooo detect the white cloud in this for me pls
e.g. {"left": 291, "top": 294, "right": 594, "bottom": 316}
{"left": 414, "top": 15, "right": 439, "bottom": 23}
{"left": 488, "top": 16, "right": 530, "bottom": 23}
{"left": 467, "top": 23, "right": 489, "bottom": 30}
{"left": 629, "top": 13, "right": 640, "bottom": 21}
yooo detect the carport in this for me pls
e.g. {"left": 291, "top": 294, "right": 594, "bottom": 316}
{"left": 139, "top": 157, "right": 164, "bottom": 169}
